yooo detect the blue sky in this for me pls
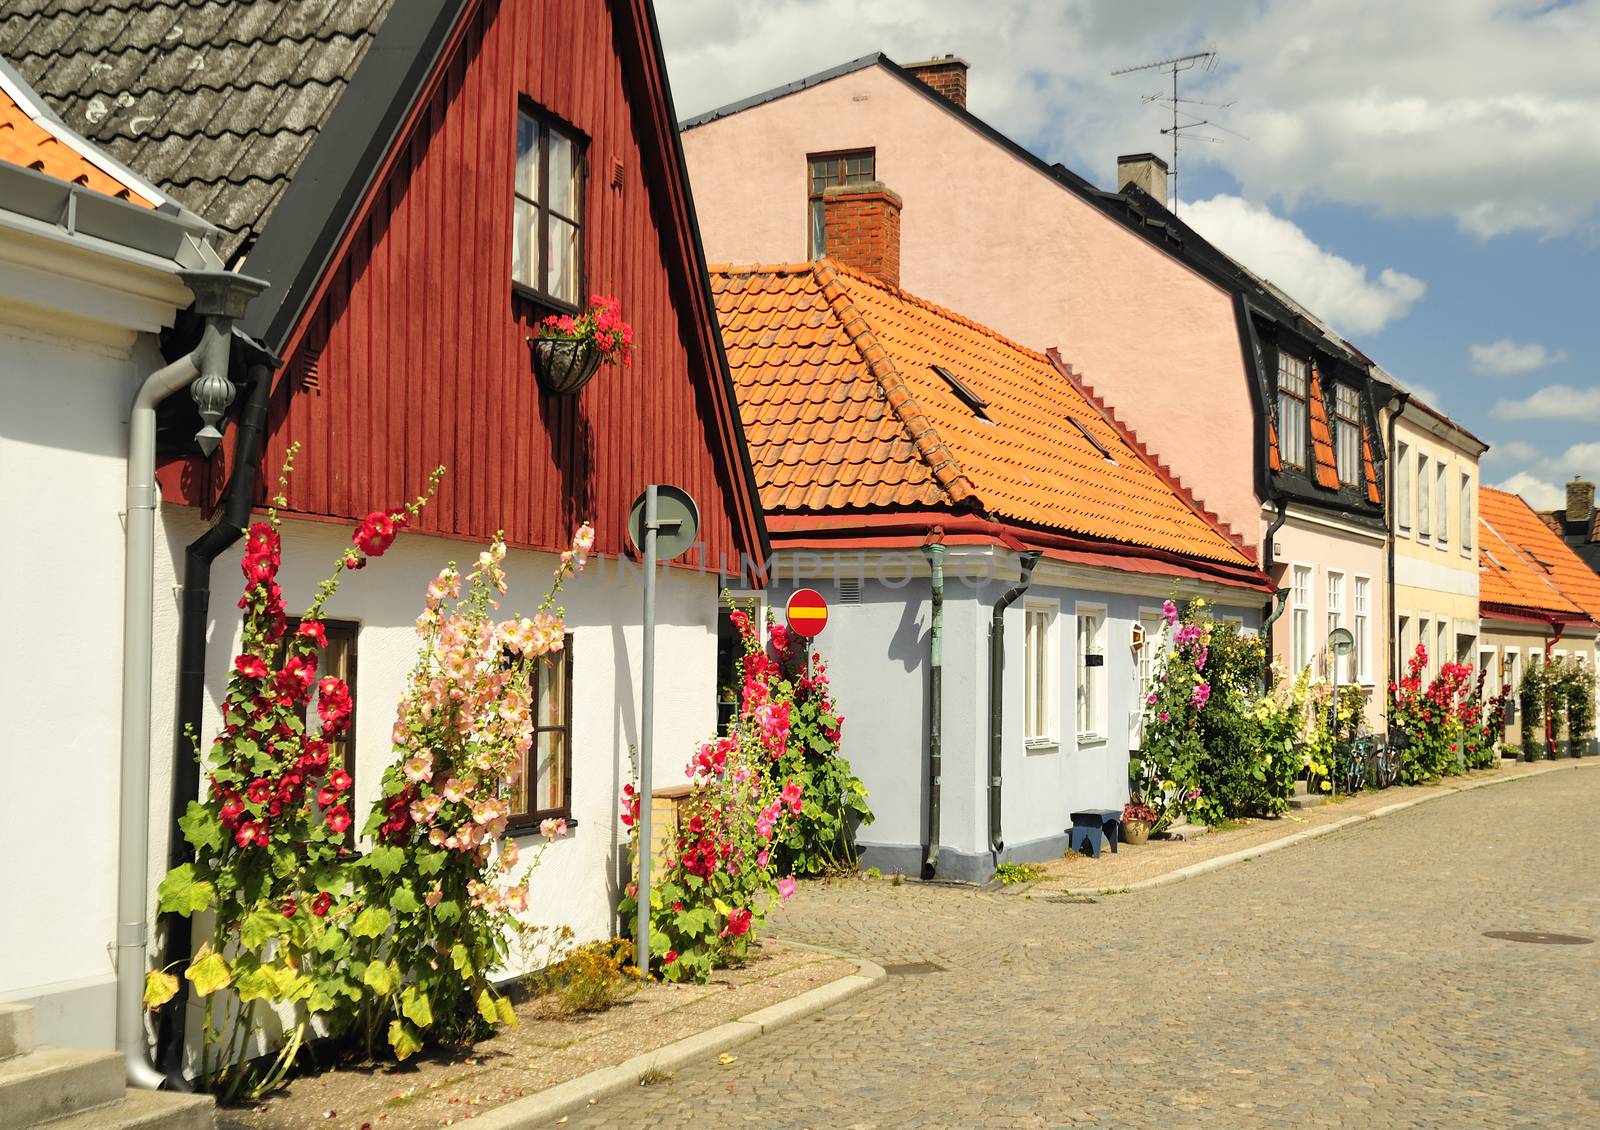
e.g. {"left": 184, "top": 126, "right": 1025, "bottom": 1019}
{"left": 658, "top": 0, "right": 1600, "bottom": 508}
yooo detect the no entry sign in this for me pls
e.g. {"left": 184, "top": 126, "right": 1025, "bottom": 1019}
{"left": 785, "top": 588, "right": 829, "bottom": 638}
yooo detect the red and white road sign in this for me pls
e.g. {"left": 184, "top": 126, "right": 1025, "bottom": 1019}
{"left": 785, "top": 588, "right": 829, "bottom": 638}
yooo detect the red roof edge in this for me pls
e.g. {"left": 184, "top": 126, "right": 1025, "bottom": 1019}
{"left": 1046, "top": 348, "right": 1257, "bottom": 565}
{"left": 1480, "top": 603, "right": 1599, "bottom": 631}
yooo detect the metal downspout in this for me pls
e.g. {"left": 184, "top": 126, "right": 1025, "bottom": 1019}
{"left": 922, "top": 543, "right": 945, "bottom": 877}
{"left": 1385, "top": 393, "right": 1410, "bottom": 692}
{"left": 155, "top": 358, "right": 275, "bottom": 1085}
{"left": 988, "top": 550, "right": 1041, "bottom": 861}
{"left": 118, "top": 271, "right": 264, "bottom": 1089}
{"left": 1261, "top": 498, "right": 1291, "bottom": 635}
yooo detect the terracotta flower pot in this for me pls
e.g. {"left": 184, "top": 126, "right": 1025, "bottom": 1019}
{"left": 1121, "top": 819, "right": 1151, "bottom": 846}
{"left": 532, "top": 337, "right": 603, "bottom": 395}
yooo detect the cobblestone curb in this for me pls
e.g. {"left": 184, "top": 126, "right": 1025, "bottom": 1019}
{"left": 469, "top": 949, "right": 885, "bottom": 1128}
{"left": 1061, "top": 759, "right": 1599, "bottom": 897}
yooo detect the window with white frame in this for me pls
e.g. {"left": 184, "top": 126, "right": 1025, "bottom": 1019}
{"left": 1327, "top": 570, "right": 1346, "bottom": 680}
{"left": 1457, "top": 629, "right": 1476, "bottom": 666}
{"left": 1395, "top": 440, "right": 1412, "bottom": 534}
{"left": 1132, "top": 612, "right": 1166, "bottom": 746}
{"left": 1292, "top": 565, "right": 1313, "bottom": 673}
{"left": 1418, "top": 617, "right": 1431, "bottom": 673}
{"left": 1478, "top": 645, "right": 1496, "bottom": 688}
{"left": 1435, "top": 621, "right": 1447, "bottom": 675}
{"left": 1435, "top": 462, "right": 1449, "bottom": 546}
{"left": 1334, "top": 384, "right": 1361, "bottom": 486}
{"left": 1460, "top": 471, "right": 1473, "bottom": 554}
{"left": 1024, "top": 603, "right": 1058, "bottom": 744}
{"left": 1353, "top": 577, "right": 1371, "bottom": 683}
{"left": 1398, "top": 614, "right": 1411, "bottom": 672}
{"left": 1076, "top": 606, "right": 1107, "bottom": 740}
{"left": 1277, "top": 351, "right": 1309, "bottom": 469}
{"left": 1417, "top": 454, "right": 1432, "bottom": 538}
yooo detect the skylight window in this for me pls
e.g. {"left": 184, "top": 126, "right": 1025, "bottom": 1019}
{"left": 1069, "top": 417, "right": 1118, "bottom": 465}
{"left": 931, "top": 364, "right": 990, "bottom": 420}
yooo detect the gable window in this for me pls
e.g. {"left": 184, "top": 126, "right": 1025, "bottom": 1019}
{"left": 1334, "top": 384, "right": 1361, "bottom": 486}
{"left": 508, "top": 642, "right": 573, "bottom": 829}
{"left": 1417, "top": 454, "right": 1432, "bottom": 539}
{"left": 1276, "top": 351, "right": 1309, "bottom": 469}
{"left": 1435, "top": 462, "right": 1449, "bottom": 546}
{"left": 1460, "top": 472, "right": 1473, "bottom": 555}
{"left": 513, "top": 107, "right": 584, "bottom": 307}
{"left": 807, "top": 149, "right": 875, "bottom": 258}
{"left": 1353, "top": 577, "right": 1372, "bottom": 684}
{"left": 1075, "top": 605, "right": 1107, "bottom": 741}
{"left": 1024, "top": 603, "right": 1058, "bottom": 745}
{"left": 1395, "top": 440, "right": 1412, "bottom": 534}
{"left": 1291, "top": 565, "right": 1313, "bottom": 673}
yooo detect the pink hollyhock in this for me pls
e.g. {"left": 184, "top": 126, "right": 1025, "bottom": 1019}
{"left": 1190, "top": 682, "right": 1211, "bottom": 709}
{"left": 1162, "top": 598, "right": 1178, "bottom": 625}
{"left": 778, "top": 876, "right": 797, "bottom": 900}
{"left": 781, "top": 779, "right": 804, "bottom": 815}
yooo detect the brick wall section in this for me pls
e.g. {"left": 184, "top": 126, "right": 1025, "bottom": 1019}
{"left": 823, "top": 182, "right": 902, "bottom": 289}
{"left": 904, "top": 57, "right": 968, "bottom": 108}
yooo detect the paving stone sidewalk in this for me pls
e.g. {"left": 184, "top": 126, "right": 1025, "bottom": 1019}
{"left": 568, "top": 761, "right": 1600, "bottom": 1128}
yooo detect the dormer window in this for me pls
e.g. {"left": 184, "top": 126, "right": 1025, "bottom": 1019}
{"left": 1334, "top": 383, "right": 1360, "bottom": 485}
{"left": 514, "top": 106, "right": 584, "bottom": 308}
{"left": 1276, "top": 351, "right": 1308, "bottom": 469}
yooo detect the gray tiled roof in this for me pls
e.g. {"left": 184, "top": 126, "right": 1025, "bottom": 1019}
{"left": 2, "top": 0, "right": 394, "bottom": 263}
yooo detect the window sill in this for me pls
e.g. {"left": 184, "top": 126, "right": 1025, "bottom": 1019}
{"left": 1076, "top": 733, "right": 1107, "bottom": 747}
{"left": 1024, "top": 738, "right": 1059, "bottom": 752}
{"left": 507, "top": 816, "right": 578, "bottom": 837}
{"left": 512, "top": 282, "right": 581, "bottom": 318}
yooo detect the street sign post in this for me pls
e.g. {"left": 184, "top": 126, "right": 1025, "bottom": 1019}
{"left": 626, "top": 484, "right": 699, "bottom": 977}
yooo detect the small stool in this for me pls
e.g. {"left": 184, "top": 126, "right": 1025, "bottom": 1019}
{"left": 1067, "top": 809, "right": 1122, "bottom": 858}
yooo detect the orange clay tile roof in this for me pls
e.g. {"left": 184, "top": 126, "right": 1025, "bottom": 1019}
{"left": 0, "top": 82, "right": 154, "bottom": 206}
{"left": 1479, "top": 487, "right": 1600, "bottom": 622}
{"left": 710, "top": 260, "right": 1254, "bottom": 568}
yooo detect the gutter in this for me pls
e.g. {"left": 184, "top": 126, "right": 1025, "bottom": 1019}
{"left": 988, "top": 550, "right": 1041, "bottom": 861}
{"left": 921, "top": 540, "right": 945, "bottom": 877}
{"left": 154, "top": 352, "right": 277, "bottom": 1084}
{"left": 1386, "top": 391, "right": 1410, "bottom": 690}
{"left": 117, "top": 270, "right": 266, "bottom": 1089}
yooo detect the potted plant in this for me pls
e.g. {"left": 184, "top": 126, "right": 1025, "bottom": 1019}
{"left": 529, "top": 294, "right": 634, "bottom": 395}
{"left": 1121, "top": 801, "right": 1157, "bottom": 845}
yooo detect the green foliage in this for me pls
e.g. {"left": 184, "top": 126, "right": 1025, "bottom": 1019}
{"left": 1519, "top": 657, "right": 1550, "bottom": 759}
{"left": 532, "top": 938, "right": 638, "bottom": 1014}
{"left": 994, "top": 862, "right": 1043, "bottom": 885}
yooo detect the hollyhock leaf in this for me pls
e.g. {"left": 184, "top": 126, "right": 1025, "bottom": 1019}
{"left": 400, "top": 985, "right": 434, "bottom": 1029}
{"left": 388, "top": 1019, "right": 422, "bottom": 1062}
{"left": 185, "top": 949, "right": 232, "bottom": 997}
{"left": 450, "top": 943, "right": 474, "bottom": 976}
{"left": 233, "top": 962, "right": 282, "bottom": 1003}
{"left": 366, "top": 844, "right": 406, "bottom": 877}
{"left": 434, "top": 899, "right": 461, "bottom": 925}
{"left": 475, "top": 987, "right": 497, "bottom": 1026}
{"left": 270, "top": 848, "right": 297, "bottom": 879}
{"left": 495, "top": 996, "right": 517, "bottom": 1028}
{"left": 351, "top": 907, "right": 391, "bottom": 939}
{"left": 362, "top": 959, "right": 397, "bottom": 996}
{"left": 179, "top": 802, "right": 223, "bottom": 853}
{"left": 307, "top": 984, "right": 337, "bottom": 1014}
{"left": 144, "top": 970, "right": 179, "bottom": 1009}
{"left": 241, "top": 905, "right": 286, "bottom": 948}
{"left": 415, "top": 849, "right": 447, "bottom": 876}
{"left": 158, "top": 865, "right": 215, "bottom": 916}
{"left": 389, "top": 886, "right": 421, "bottom": 914}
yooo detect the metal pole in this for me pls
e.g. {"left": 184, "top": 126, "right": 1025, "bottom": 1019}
{"left": 635, "top": 485, "right": 658, "bottom": 975}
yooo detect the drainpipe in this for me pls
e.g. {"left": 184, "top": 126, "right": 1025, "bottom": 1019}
{"left": 1260, "top": 497, "right": 1291, "bottom": 636}
{"left": 154, "top": 356, "right": 275, "bottom": 1085}
{"left": 1385, "top": 392, "right": 1410, "bottom": 692}
{"left": 988, "top": 549, "right": 1041, "bottom": 861}
{"left": 118, "top": 270, "right": 266, "bottom": 1089}
{"left": 921, "top": 541, "right": 945, "bottom": 877}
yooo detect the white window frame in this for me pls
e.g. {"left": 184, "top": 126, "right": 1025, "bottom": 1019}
{"left": 1023, "top": 600, "right": 1059, "bottom": 748}
{"left": 1395, "top": 440, "right": 1411, "bottom": 535}
{"left": 1418, "top": 617, "right": 1432, "bottom": 675}
{"left": 1435, "top": 462, "right": 1449, "bottom": 548}
{"left": 1478, "top": 645, "right": 1496, "bottom": 688}
{"left": 1327, "top": 570, "right": 1347, "bottom": 681}
{"left": 1075, "top": 603, "right": 1108, "bottom": 744}
{"left": 1435, "top": 620, "right": 1448, "bottom": 676}
{"left": 1334, "top": 383, "right": 1361, "bottom": 486}
{"left": 1460, "top": 471, "right": 1473, "bottom": 556}
{"left": 1417, "top": 453, "right": 1432, "bottom": 540}
{"left": 1291, "top": 564, "right": 1314, "bottom": 674}
{"left": 1398, "top": 613, "right": 1411, "bottom": 674}
{"left": 1353, "top": 575, "right": 1372, "bottom": 684}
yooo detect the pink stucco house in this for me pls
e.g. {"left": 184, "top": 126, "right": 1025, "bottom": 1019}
{"left": 681, "top": 52, "right": 1390, "bottom": 719}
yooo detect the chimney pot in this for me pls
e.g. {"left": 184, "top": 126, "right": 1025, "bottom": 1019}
{"left": 1117, "top": 152, "right": 1169, "bottom": 207}
{"left": 821, "top": 182, "right": 902, "bottom": 288}
{"left": 903, "top": 55, "right": 968, "bottom": 109}
{"left": 1567, "top": 477, "right": 1595, "bottom": 525}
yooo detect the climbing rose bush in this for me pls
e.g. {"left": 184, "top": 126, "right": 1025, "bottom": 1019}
{"left": 349, "top": 524, "right": 593, "bottom": 1059}
{"left": 150, "top": 450, "right": 441, "bottom": 1098}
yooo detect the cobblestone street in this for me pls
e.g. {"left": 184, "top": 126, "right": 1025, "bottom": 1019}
{"left": 570, "top": 765, "right": 1600, "bottom": 1128}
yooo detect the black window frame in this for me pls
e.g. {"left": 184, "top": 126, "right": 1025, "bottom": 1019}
{"left": 512, "top": 101, "right": 587, "bottom": 314}
{"left": 507, "top": 636, "right": 575, "bottom": 832}
{"left": 1275, "top": 347, "right": 1310, "bottom": 471}
{"left": 805, "top": 148, "right": 876, "bottom": 258}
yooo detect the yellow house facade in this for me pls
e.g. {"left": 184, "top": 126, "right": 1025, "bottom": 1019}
{"left": 1385, "top": 393, "right": 1488, "bottom": 686}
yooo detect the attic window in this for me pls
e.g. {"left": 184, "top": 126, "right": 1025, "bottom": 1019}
{"left": 1069, "top": 417, "right": 1117, "bottom": 465}
{"left": 931, "top": 364, "right": 989, "bottom": 419}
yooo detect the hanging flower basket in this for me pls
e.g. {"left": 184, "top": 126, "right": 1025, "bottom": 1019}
{"left": 532, "top": 338, "right": 603, "bottom": 396}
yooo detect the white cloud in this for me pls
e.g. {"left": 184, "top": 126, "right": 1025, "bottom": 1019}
{"left": 1181, "top": 195, "right": 1425, "bottom": 335}
{"left": 659, "top": 0, "right": 1600, "bottom": 239}
{"left": 1491, "top": 385, "right": 1600, "bottom": 422}
{"left": 1469, "top": 339, "right": 1568, "bottom": 376}
{"left": 1482, "top": 439, "right": 1544, "bottom": 465}
{"left": 1493, "top": 471, "right": 1565, "bottom": 510}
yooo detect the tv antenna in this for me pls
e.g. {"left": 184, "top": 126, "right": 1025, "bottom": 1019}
{"left": 1110, "top": 49, "right": 1228, "bottom": 215}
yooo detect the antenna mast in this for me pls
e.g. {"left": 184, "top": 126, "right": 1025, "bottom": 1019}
{"left": 1110, "top": 49, "right": 1221, "bottom": 215}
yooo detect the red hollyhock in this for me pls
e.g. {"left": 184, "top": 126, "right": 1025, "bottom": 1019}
{"left": 316, "top": 677, "right": 353, "bottom": 733}
{"left": 329, "top": 767, "right": 352, "bottom": 793}
{"left": 275, "top": 652, "right": 318, "bottom": 703}
{"left": 280, "top": 897, "right": 297, "bottom": 917}
{"left": 297, "top": 619, "right": 328, "bottom": 648}
{"left": 234, "top": 654, "right": 269, "bottom": 680}
{"left": 353, "top": 510, "right": 407, "bottom": 558}
{"left": 310, "top": 891, "right": 332, "bottom": 917}
{"left": 324, "top": 805, "right": 352, "bottom": 835}
{"left": 725, "top": 907, "right": 752, "bottom": 937}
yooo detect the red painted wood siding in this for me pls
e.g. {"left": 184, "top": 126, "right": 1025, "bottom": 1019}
{"left": 255, "top": 0, "right": 750, "bottom": 573}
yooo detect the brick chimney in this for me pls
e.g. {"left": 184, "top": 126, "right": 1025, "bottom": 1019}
{"left": 1117, "top": 152, "right": 1169, "bottom": 205}
{"left": 822, "top": 182, "right": 902, "bottom": 288}
{"left": 903, "top": 55, "right": 968, "bottom": 108}
{"left": 1567, "top": 477, "right": 1595, "bottom": 525}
